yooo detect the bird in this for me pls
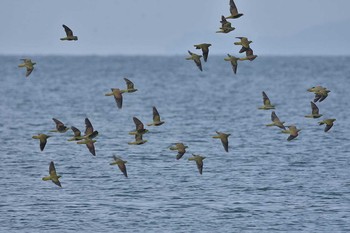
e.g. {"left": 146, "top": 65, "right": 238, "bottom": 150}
{"left": 110, "top": 155, "right": 128, "bottom": 178}
{"left": 188, "top": 154, "right": 206, "bottom": 175}
{"left": 239, "top": 48, "right": 258, "bottom": 61}
{"left": 128, "top": 133, "right": 147, "bottom": 145}
{"left": 318, "top": 119, "right": 336, "bottom": 132}
{"left": 129, "top": 117, "right": 149, "bottom": 135}
{"left": 224, "top": 54, "right": 240, "bottom": 74}
{"left": 67, "top": 126, "right": 84, "bottom": 141}
{"left": 50, "top": 118, "right": 70, "bottom": 133}
{"left": 305, "top": 102, "right": 322, "bottom": 118}
{"left": 169, "top": 143, "right": 188, "bottom": 160}
{"left": 147, "top": 107, "right": 165, "bottom": 126}
{"left": 216, "top": 16, "right": 235, "bottom": 33}
{"left": 186, "top": 50, "right": 203, "bottom": 71}
{"left": 77, "top": 137, "right": 97, "bottom": 156}
{"left": 194, "top": 43, "right": 212, "bottom": 62}
{"left": 60, "top": 24, "right": 78, "bottom": 41}
{"left": 32, "top": 134, "right": 51, "bottom": 151}
{"left": 266, "top": 111, "right": 286, "bottom": 130}
{"left": 212, "top": 131, "right": 231, "bottom": 152}
{"left": 121, "top": 78, "right": 138, "bottom": 93}
{"left": 234, "top": 37, "right": 252, "bottom": 53}
{"left": 84, "top": 118, "right": 95, "bottom": 137}
{"left": 286, "top": 125, "right": 299, "bottom": 141}
{"left": 18, "top": 59, "right": 36, "bottom": 77}
{"left": 105, "top": 88, "right": 123, "bottom": 109}
{"left": 42, "top": 161, "right": 62, "bottom": 187}
{"left": 313, "top": 88, "right": 330, "bottom": 102}
{"left": 258, "top": 91, "right": 275, "bottom": 110}
{"left": 225, "top": 0, "right": 244, "bottom": 19}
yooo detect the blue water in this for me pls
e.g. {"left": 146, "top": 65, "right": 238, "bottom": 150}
{"left": 1, "top": 55, "right": 349, "bottom": 232}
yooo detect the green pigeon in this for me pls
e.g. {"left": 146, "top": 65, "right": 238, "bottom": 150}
{"left": 266, "top": 111, "right": 286, "bottom": 130}
{"left": 186, "top": 50, "right": 203, "bottom": 71}
{"left": 60, "top": 24, "right": 78, "bottom": 41}
{"left": 318, "top": 119, "right": 336, "bottom": 132}
{"left": 225, "top": 0, "right": 244, "bottom": 19}
{"left": 258, "top": 91, "right": 275, "bottom": 110}
{"left": 42, "top": 161, "right": 62, "bottom": 187}
{"left": 110, "top": 155, "right": 128, "bottom": 177}
{"left": 147, "top": 107, "right": 165, "bottom": 126}
{"left": 50, "top": 118, "right": 70, "bottom": 133}
{"left": 188, "top": 154, "right": 206, "bottom": 175}
{"left": 224, "top": 54, "right": 240, "bottom": 74}
{"left": 212, "top": 131, "right": 230, "bottom": 152}
{"left": 234, "top": 37, "right": 252, "bottom": 53}
{"left": 239, "top": 48, "right": 258, "bottom": 61}
{"left": 18, "top": 59, "right": 36, "bottom": 77}
{"left": 169, "top": 143, "right": 188, "bottom": 160}
{"left": 216, "top": 16, "right": 235, "bottom": 33}
{"left": 305, "top": 102, "right": 322, "bottom": 118}
{"left": 194, "top": 43, "right": 212, "bottom": 62}
{"left": 105, "top": 88, "right": 123, "bottom": 109}
{"left": 121, "top": 78, "right": 138, "bottom": 93}
{"left": 286, "top": 125, "right": 299, "bottom": 141}
{"left": 32, "top": 134, "right": 51, "bottom": 151}
{"left": 129, "top": 117, "right": 149, "bottom": 135}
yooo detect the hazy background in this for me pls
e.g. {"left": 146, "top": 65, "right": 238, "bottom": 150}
{"left": 1, "top": 0, "right": 349, "bottom": 56}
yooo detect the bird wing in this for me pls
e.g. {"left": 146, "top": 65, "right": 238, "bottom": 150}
{"left": 229, "top": 0, "right": 239, "bottom": 16}
{"left": 62, "top": 24, "right": 74, "bottom": 37}
{"left": 118, "top": 163, "right": 128, "bottom": 177}
{"left": 124, "top": 78, "right": 134, "bottom": 90}
{"left": 112, "top": 89, "right": 123, "bottom": 109}
{"left": 133, "top": 117, "right": 145, "bottom": 131}
{"left": 220, "top": 136, "right": 229, "bottom": 152}
{"left": 85, "top": 118, "right": 94, "bottom": 136}
{"left": 71, "top": 126, "right": 81, "bottom": 137}
{"left": 220, "top": 15, "right": 228, "bottom": 26}
{"left": 196, "top": 159, "right": 204, "bottom": 175}
{"left": 311, "top": 102, "right": 319, "bottom": 115}
{"left": 202, "top": 46, "right": 209, "bottom": 62}
{"left": 39, "top": 138, "right": 47, "bottom": 151}
{"left": 230, "top": 60, "right": 237, "bottom": 74}
{"left": 86, "top": 141, "right": 96, "bottom": 156}
{"left": 194, "top": 57, "right": 203, "bottom": 71}
{"left": 262, "top": 91, "right": 271, "bottom": 105}
{"left": 271, "top": 111, "right": 280, "bottom": 123}
{"left": 26, "top": 67, "right": 34, "bottom": 77}
{"left": 52, "top": 118, "right": 65, "bottom": 130}
{"left": 324, "top": 124, "right": 333, "bottom": 132}
{"left": 153, "top": 107, "right": 161, "bottom": 122}
{"left": 49, "top": 161, "right": 57, "bottom": 176}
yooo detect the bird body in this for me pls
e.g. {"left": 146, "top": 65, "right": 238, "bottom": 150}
{"left": 224, "top": 54, "right": 240, "bottom": 74}
{"left": 32, "top": 134, "right": 51, "bottom": 151}
{"left": 188, "top": 154, "right": 206, "bottom": 175}
{"left": 169, "top": 143, "right": 188, "bottom": 160}
{"left": 266, "top": 111, "right": 286, "bottom": 130}
{"left": 212, "top": 131, "right": 230, "bottom": 152}
{"left": 50, "top": 118, "right": 70, "bottom": 133}
{"left": 105, "top": 88, "right": 123, "bottom": 109}
{"left": 319, "top": 119, "right": 336, "bottom": 132}
{"left": 186, "top": 50, "right": 203, "bottom": 71}
{"left": 42, "top": 161, "right": 62, "bottom": 187}
{"left": 305, "top": 102, "right": 322, "bottom": 118}
{"left": 110, "top": 155, "right": 128, "bottom": 177}
{"left": 121, "top": 78, "right": 138, "bottom": 93}
{"left": 194, "top": 43, "right": 211, "bottom": 62}
{"left": 147, "top": 107, "right": 165, "bottom": 126}
{"left": 129, "top": 117, "right": 149, "bottom": 135}
{"left": 18, "top": 59, "right": 36, "bottom": 77}
{"left": 60, "top": 24, "right": 78, "bottom": 41}
{"left": 258, "top": 91, "right": 275, "bottom": 110}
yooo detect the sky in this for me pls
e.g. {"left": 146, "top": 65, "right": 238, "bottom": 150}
{"left": 1, "top": 0, "right": 349, "bottom": 56}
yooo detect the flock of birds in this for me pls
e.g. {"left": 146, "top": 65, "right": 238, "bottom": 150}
{"left": 18, "top": 1, "right": 336, "bottom": 188}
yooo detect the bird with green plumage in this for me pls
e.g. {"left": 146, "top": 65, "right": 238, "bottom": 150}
{"left": 225, "top": 0, "right": 244, "bottom": 19}
{"left": 286, "top": 125, "right": 299, "bottom": 141}
{"left": 224, "top": 54, "right": 240, "bottom": 74}
{"left": 186, "top": 50, "right": 203, "bottom": 71}
{"left": 42, "top": 161, "right": 62, "bottom": 187}
{"left": 305, "top": 102, "right": 322, "bottom": 118}
{"left": 194, "top": 43, "right": 211, "bottom": 62}
{"left": 266, "top": 111, "right": 286, "bottom": 130}
{"left": 188, "top": 154, "right": 206, "bottom": 175}
{"left": 239, "top": 47, "right": 258, "bottom": 61}
{"left": 105, "top": 88, "right": 123, "bottom": 109}
{"left": 216, "top": 16, "right": 235, "bottom": 33}
{"left": 129, "top": 117, "right": 149, "bottom": 135}
{"left": 234, "top": 37, "right": 252, "bottom": 53}
{"left": 169, "top": 143, "right": 188, "bottom": 160}
{"left": 67, "top": 126, "right": 84, "bottom": 141}
{"left": 110, "top": 155, "right": 128, "bottom": 178}
{"left": 121, "top": 78, "right": 138, "bottom": 93}
{"left": 32, "top": 133, "right": 51, "bottom": 151}
{"left": 128, "top": 133, "right": 147, "bottom": 145}
{"left": 147, "top": 106, "right": 165, "bottom": 126}
{"left": 76, "top": 119, "right": 98, "bottom": 156}
{"left": 50, "top": 118, "right": 70, "bottom": 133}
{"left": 258, "top": 91, "right": 275, "bottom": 110}
{"left": 18, "top": 58, "right": 36, "bottom": 77}
{"left": 319, "top": 119, "right": 336, "bottom": 132}
{"left": 213, "top": 131, "right": 231, "bottom": 152}
{"left": 60, "top": 24, "right": 78, "bottom": 41}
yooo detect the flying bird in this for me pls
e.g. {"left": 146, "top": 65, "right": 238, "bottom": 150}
{"left": 188, "top": 154, "right": 206, "bottom": 175}
{"left": 234, "top": 37, "right": 252, "bottom": 53}
{"left": 42, "top": 161, "right": 62, "bottom": 187}
{"left": 121, "top": 78, "right": 138, "bottom": 93}
{"left": 318, "top": 119, "right": 336, "bottom": 132}
{"left": 128, "top": 133, "right": 147, "bottom": 145}
{"left": 216, "top": 16, "right": 235, "bottom": 33}
{"left": 60, "top": 24, "right": 78, "bottom": 41}
{"left": 225, "top": 0, "right": 244, "bottom": 19}
{"left": 147, "top": 107, "right": 165, "bottom": 126}
{"left": 305, "top": 102, "right": 322, "bottom": 118}
{"left": 18, "top": 59, "right": 36, "bottom": 77}
{"left": 194, "top": 43, "right": 212, "bottom": 62}
{"left": 32, "top": 134, "right": 51, "bottom": 151}
{"left": 212, "top": 131, "right": 231, "bottom": 152}
{"left": 258, "top": 91, "right": 275, "bottom": 110}
{"left": 266, "top": 111, "right": 286, "bottom": 130}
{"left": 50, "top": 118, "right": 70, "bottom": 133}
{"left": 224, "top": 54, "right": 240, "bottom": 74}
{"left": 67, "top": 126, "right": 84, "bottom": 141}
{"left": 105, "top": 88, "right": 123, "bottom": 109}
{"left": 110, "top": 155, "right": 128, "bottom": 177}
{"left": 286, "top": 125, "right": 299, "bottom": 141}
{"left": 169, "top": 143, "right": 188, "bottom": 160}
{"left": 186, "top": 50, "right": 203, "bottom": 71}
{"left": 129, "top": 117, "right": 149, "bottom": 135}
{"left": 239, "top": 47, "right": 258, "bottom": 61}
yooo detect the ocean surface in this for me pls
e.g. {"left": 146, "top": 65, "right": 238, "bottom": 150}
{"left": 0, "top": 55, "right": 349, "bottom": 232}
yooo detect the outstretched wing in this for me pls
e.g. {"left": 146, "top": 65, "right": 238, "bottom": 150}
{"left": 124, "top": 78, "right": 134, "bottom": 90}
{"left": 153, "top": 107, "right": 161, "bottom": 122}
{"left": 262, "top": 91, "right": 271, "bottom": 105}
{"left": 85, "top": 118, "right": 94, "bottom": 136}
{"left": 133, "top": 117, "right": 145, "bottom": 131}
{"left": 311, "top": 102, "right": 319, "bottom": 115}
{"left": 62, "top": 24, "right": 74, "bottom": 37}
